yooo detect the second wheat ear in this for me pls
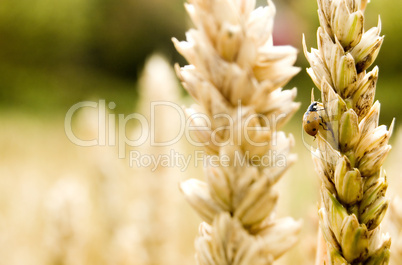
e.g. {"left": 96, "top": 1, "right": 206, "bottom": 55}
{"left": 173, "top": 0, "right": 302, "bottom": 264}
{"left": 303, "top": 0, "right": 394, "bottom": 264}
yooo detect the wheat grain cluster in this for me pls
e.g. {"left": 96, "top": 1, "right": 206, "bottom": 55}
{"left": 173, "top": 0, "right": 302, "bottom": 264}
{"left": 303, "top": 0, "right": 394, "bottom": 264}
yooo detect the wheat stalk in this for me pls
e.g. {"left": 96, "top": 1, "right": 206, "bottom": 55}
{"left": 303, "top": 0, "right": 394, "bottom": 264}
{"left": 173, "top": 0, "right": 302, "bottom": 264}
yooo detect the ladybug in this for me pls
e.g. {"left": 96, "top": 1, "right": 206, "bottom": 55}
{"left": 303, "top": 102, "right": 325, "bottom": 137}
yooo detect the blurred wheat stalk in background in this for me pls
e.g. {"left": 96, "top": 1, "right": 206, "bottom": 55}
{"left": 173, "top": 0, "right": 302, "bottom": 264}
{"left": 44, "top": 54, "right": 190, "bottom": 265}
{"left": 303, "top": 0, "right": 394, "bottom": 264}
{"left": 0, "top": 54, "right": 199, "bottom": 265}
{"left": 388, "top": 197, "right": 402, "bottom": 265}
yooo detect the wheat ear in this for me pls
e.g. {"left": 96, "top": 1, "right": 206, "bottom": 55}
{"left": 303, "top": 0, "right": 394, "bottom": 264}
{"left": 173, "top": 0, "right": 302, "bottom": 263}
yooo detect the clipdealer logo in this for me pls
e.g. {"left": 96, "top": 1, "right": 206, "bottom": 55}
{"left": 65, "top": 100, "right": 186, "bottom": 158}
{"left": 64, "top": 99, "right": 289, "bottom": 167}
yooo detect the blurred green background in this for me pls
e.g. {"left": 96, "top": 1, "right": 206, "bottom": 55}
{"left": 0, "top": 0, "right": 401, "bottom": 122}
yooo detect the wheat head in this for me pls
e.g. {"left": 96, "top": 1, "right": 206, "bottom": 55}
{"left": 173, "top": 0, "right": 302, "bottom": 264}
{"left": 303, "top": 0, "right": 394, "bottom": 264}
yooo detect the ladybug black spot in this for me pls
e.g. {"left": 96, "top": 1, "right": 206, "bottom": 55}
{"left": 312, "top": 128, "right": 316, "bottom": 131}
{"left": 307, "top": 120, "right": 310, "bottom": 124}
